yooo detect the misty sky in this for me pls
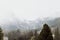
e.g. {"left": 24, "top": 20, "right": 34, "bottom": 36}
{"left": 0, "top": 0, "right": 60, "bottom": 22}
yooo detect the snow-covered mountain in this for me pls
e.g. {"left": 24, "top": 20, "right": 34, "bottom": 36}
{"left": 1, "top": 17, "right": 60, "bottom": 33}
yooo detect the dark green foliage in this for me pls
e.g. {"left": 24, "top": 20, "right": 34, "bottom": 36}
{"left": 38, "top": 24, "right": 53, "bottom": 40}
{"left": 0, "top": 27, "right": 3, "bottom": 40}
{"left": 54, "top": 27, "right": 60, "bottom": 40}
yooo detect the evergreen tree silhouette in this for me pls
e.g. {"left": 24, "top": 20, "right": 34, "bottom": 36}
{"left": 0, "top": 27, "right": 3, "bottom": 40}
{"left": 37, "top": 24, "right": 53, "bottom": 40}
{"left": 54, "top": 27, "right": 60, "bottom": 40}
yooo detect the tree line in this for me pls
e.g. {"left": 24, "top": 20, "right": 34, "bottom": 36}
{"left": 0, "top": 24, "right": 60, "bottom": 40}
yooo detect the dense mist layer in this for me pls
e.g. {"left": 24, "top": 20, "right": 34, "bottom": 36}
{"left": 0, "top": 17, "right": 60, "bottom": 33}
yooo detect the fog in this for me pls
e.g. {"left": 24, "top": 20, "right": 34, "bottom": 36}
{"left": 0, "top": 0, "right": 60, "bottom": 21}
{"left": 0, "top": 0, "right": 60, "bottom": 40}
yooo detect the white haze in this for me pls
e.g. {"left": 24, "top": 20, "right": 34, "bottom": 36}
{"left": 0, "top": 0, "right": 60, "bottom": 24}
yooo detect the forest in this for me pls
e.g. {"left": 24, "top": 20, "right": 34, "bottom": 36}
{"left": 0, "top": 23, "right": 60, "bottom": 40}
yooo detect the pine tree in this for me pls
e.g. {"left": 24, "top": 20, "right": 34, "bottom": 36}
{"left": 37, "top": 24, "right": 53, "bottom": 40}
{"left": 54, "top": 27, "right": 60, "bottom": 40}
{"left": 0, "top": 27, "right": 3, "bottom": 40}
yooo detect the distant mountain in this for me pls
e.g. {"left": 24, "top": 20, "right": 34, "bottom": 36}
{"left": 1, "top": 17, "right": 60, "bottom": 33}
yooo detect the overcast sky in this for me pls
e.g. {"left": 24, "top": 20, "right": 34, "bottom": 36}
{"left": 0, "top": 0, "right": 60, "bottom": 22}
